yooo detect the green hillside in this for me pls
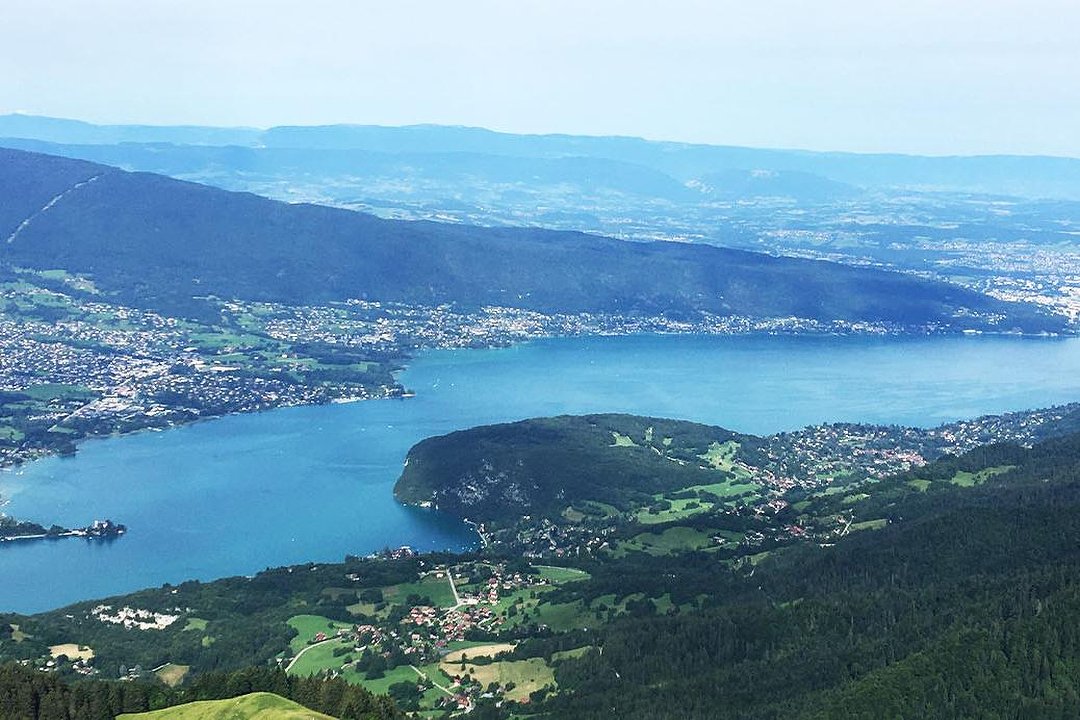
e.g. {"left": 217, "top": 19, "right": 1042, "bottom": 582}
{"left": 395, "top": 414, "right": 753, "bottom": 520}
{"left": 538, "top": 432, "right": 1080, "bottom": 718}
{"left": 0, "top": 147, "right": 1062, "bottom": 331}
{"left": 12, "top": 409, "right": 1080, "bottom": 718}
{"left": 117, "top": 692, "right": 336, "bottom": 720}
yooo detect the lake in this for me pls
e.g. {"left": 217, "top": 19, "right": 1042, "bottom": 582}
{"left": 3, "top": 333, "right": 1080, "bottom": 613}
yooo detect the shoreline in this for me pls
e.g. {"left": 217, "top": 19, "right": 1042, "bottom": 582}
{"left": 0, "top": 529, "right": 124, "bottom": 544}
{"left": 0, "top": 520, "right": 126, "bottom": 545}
{"left": 2, "top": 332, "right": 1080, "bottom": 614}
{"left": 1, "top": 328, "right": 1077, "bottom": 544}
{"left": 4, "top": 328, "right": 1077, "bottom": 478}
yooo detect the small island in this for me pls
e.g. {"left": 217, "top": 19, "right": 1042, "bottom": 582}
{"left": 0, "top": 516, "right": 126, "bottom": 543}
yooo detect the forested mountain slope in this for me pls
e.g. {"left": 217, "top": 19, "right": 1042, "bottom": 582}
{"left": 0, "top": 148, "right": 1064, "bottom": 331}
{"left": 542, "top": 433, "right": 1080, "bottom": 718}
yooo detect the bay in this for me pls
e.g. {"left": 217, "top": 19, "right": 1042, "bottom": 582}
{"left": 3, "top": 333, "right": 1080, "bottom": 613}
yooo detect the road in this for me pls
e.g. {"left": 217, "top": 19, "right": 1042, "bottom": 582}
{"left": 285, "top": 638, "right": 335, "bottom": 674}
{"left": 411, "top": 665, "right": 472, "bottom": 711}
{"left": 447, "top": 570, "right": 463, "bottom": 608}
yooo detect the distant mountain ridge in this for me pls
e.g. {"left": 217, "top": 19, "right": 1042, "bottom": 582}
{"left": 0, "top": 147, "right": 1064, "bottom": 331}
{"left": 3, "top": 114, "right": 1080, "bottom": 198}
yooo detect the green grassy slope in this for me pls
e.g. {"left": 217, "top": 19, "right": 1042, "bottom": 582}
{"left": 117, "top": 692, "right": 337, "bottom": 720}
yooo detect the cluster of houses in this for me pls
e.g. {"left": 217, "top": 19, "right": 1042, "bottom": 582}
{"left": 90, "top": 604, "right": 181, "bottom": 631}
{"left": 508, "top": 516, "right": 618, "bottom": 559}
{"left": 319, "top": 563, "right": 549, "bottom": 669}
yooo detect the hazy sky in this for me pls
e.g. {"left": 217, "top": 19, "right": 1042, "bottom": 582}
{"left": 3, "top": 0, "right": 1079, "bottom": 156}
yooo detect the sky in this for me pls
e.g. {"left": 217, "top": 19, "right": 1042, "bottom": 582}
{"left": 2, "top": 0, "right": 1079, "bottom": 157}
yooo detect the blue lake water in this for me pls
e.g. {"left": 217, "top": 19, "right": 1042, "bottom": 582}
{"left": 4, "top": 333, "right": 1080, "bottom": 613}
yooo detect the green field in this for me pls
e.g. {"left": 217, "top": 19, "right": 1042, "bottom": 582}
{"left": 383, "top": 575, "right": 457, "bottom": 608}
{"left": 440, "top": 657, "right": 554, "bottom": 702}
{"left": 155, "top": 663, "right": 190, "bottom": 687}
{"left": 340, "top": 663, "right": 419, "bottom": 692}
{"left": 850, "top": 518, "right": 888, "bottom": 532}
{"left": 286, "top": 615, "right": 353, "bottom": 653}
{"left": 635, "top": 476, "right": 758, "bottom": 524}
{"left": 636, "top": 497, "right": 710, "bottom": 524}
{"left": 699, "top": 440, "right": 752, "bottom": 478}
{"left": 0, "top": 426, "right": 24, "bottom": 441}
{"left": 614, "top": 526, "right": 717, "bottom": 556}
{"left": 823, "top": 485, "right": 854, "bottom": 496}
{"left": 413, "top": 661, "right": 458, "bottom": 707}
{"left": 348, "top": 661, "right": 454, "bottom": 712}
{"left": 842, "top": 492, "right": 870, "bottom": 505}
{"left": 551, "top": 646, "right": 594, "bottom": 662}
{"left": 182, "top": 617, "right": 208, "bottom": 632}
{"left": 531, "top": 599, "right": 592, "bottom": 631}
{"left": 567, "top": 500, "right": 621, "bottom": 520}
{"left": 536, "top": 565, "right": 591, "bottom": 583}
{"left": 117, "top": 692, "right": 337, "bottom": 720}
{"left": 339, "top": 662, "right": 442, "bottom": 705}
{"left": 562, "top": 506, "right": 587, "bottom": 522}
{"left": 950, "top": 465, "right": 1016, "bottom": 487}
{"left": 287, "top": 638, "right": 353, "bottom": 677}
{"left": 188, "top": 330, "right": 269, "bottom": 351}
{"left": 345, "top": 600, "right": 383, "bottom": 618}
{"left": 684, "top": 479, "right": 759, "bottom": 498}
{"left": 492, "top": 585, "right": 593, "bottom": 632}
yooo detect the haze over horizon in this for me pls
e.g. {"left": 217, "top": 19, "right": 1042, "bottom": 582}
{"left": 3, "top": 0, "right": 1079, "bottom": 159}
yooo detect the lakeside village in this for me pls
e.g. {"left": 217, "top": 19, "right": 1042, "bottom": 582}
{"left": 0, "top": 263, "right": 1012, "bottom": 472}
{"left": 1, "top": 269, "right": 1076, "bottom": 548}
{"left": 458, "top": 404, "right": 1080, "bottom": 560}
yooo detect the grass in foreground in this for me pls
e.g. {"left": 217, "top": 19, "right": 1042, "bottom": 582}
{"left": 117, "top": 692, "right": 337, "bottom": 720}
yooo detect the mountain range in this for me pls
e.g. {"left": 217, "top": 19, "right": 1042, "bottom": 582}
{"left": 0, "top": 147, "right": 1063, "bottom": 331}
{"left": 3, "top": 114, "right": 1080, "bottom": 199}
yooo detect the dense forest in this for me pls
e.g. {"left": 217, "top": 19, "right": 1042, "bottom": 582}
{"left": 534, "top": 433, "right": 1080, "bottom": 718}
